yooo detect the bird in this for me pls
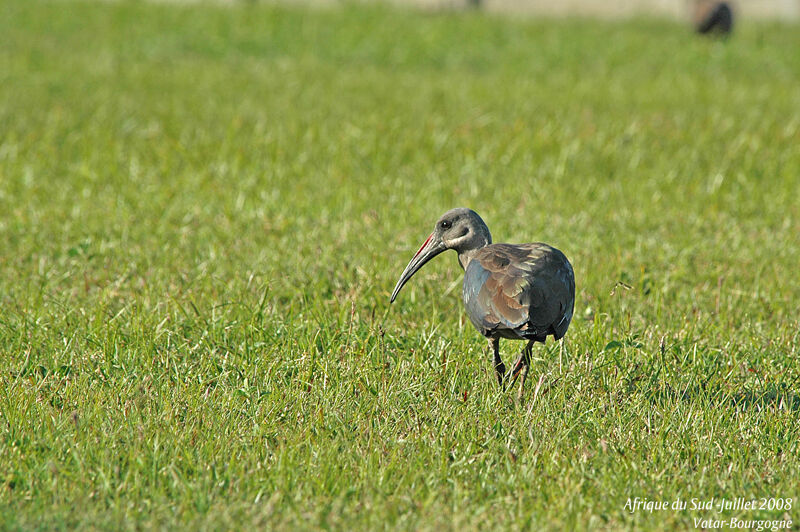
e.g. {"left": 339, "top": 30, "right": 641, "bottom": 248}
{"left": 390, "top": 208, "right": 575, "bottom": 400}
{"left": 693, "top": 1, "right": 733, "bottom": 36}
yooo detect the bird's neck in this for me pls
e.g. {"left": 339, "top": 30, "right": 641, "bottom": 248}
{"left": 457, "top": 244, "right": 488, "bottom": 271}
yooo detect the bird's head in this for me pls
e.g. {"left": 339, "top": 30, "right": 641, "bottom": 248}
{"left": 390, "top": 208, "right": 492, "bottom": 303}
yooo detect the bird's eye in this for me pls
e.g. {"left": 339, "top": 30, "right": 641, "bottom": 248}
{"left": 440, "top": 220, "right": 451, "bottom": 230}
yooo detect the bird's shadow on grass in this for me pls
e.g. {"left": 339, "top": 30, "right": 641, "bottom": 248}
{"left": 645, "top": 382, "right": 800, "bottom": 412}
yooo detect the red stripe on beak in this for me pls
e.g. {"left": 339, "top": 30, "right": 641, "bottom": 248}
{"left": 414, "top": 234, "right": 433, "bottom": 258}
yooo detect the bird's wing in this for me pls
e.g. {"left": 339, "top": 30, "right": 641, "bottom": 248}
{"left": 463, "top": 243, "right": 574, "bottom": 339}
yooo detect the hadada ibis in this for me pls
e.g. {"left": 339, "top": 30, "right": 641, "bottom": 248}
{"left": 390, "top": 208, "right": 575, "bottom": 400}
{"left": 693, "top": 1, "right": 733, "bottom": 36}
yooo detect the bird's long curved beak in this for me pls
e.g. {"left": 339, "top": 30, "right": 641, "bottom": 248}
{"left": 390, "top": 233, "right": 446, "bottom": 303}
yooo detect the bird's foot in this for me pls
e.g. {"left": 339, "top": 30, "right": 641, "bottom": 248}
{"left": 516, "top": 377, "right": 527, "bottom": 402}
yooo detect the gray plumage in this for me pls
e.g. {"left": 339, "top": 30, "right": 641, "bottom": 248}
{"left": 463, "top": 243, "right": 574, "bottom": 342}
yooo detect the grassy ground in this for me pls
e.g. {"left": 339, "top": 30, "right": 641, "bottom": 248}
{"left": 1, "top": 0, "right": 800, "bottom": 529}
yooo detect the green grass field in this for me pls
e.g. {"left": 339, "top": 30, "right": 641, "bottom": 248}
{"left": 2, "top": 0, "right": 800, "bottom": 529}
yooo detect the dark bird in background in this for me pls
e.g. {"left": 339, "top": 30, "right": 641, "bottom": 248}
{"left": 693, "top": 1, "right": 734, "bottom": 36}
{"left": 390, "top": 208, "right": 575, "bottom": 400}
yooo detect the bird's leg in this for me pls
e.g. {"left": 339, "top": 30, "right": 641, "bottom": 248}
{"left": 488, "top": 337, "right": 506, "bottom": 389}
{"left": 513, "top": 341, "right": 534, "bottom": 401}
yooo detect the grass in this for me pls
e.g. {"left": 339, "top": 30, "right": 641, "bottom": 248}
{"left": 1, "top": 0, "right": 800, "bottom": 529}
